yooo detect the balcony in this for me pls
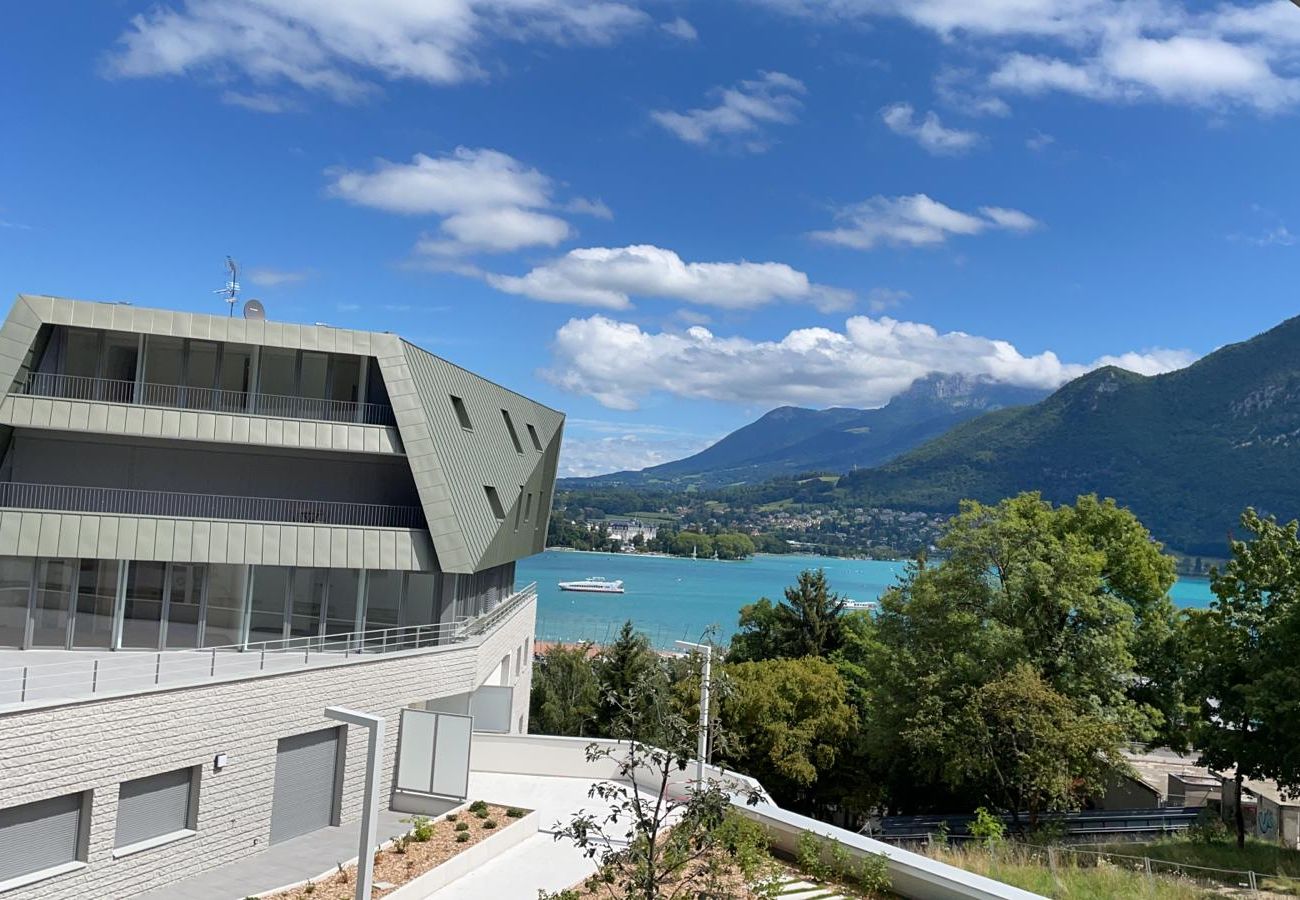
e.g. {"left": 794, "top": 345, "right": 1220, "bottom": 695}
{"left": 20, "top": 372, "right": 397, "bottom": 427}
{"left": 0, "top": 481, "right": 426, "bottom": 529}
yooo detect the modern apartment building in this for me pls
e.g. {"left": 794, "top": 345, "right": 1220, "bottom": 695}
{"left": 0, "top": 294, "right": 561, "bottom": 898}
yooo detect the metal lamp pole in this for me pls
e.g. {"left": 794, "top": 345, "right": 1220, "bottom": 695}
{"left": 675, "top": 640, "right": 712, "bottom": 787}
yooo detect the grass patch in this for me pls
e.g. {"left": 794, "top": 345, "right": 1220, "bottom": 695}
{"left": 927, "top": 845, "right": 1216, "bottom": 899}
{"left": 1092, "top": 837, "right": 1300, "bottom": 894}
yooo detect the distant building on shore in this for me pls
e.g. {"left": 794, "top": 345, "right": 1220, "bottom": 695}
{"left": 603, "top": 518, "right": 658, "bottom": 543}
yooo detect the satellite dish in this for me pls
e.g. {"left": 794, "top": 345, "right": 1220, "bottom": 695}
{"left": 242, "top": 298, "right": 266, "bottom": 320}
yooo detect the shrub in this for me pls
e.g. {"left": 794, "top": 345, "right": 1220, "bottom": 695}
{"left": 445, "top": 813, "right": 459, "bottom": 822}
{"left": 483, "top": 819, "right": 498, "bottom": 829}
{"left": 856, "top": 852, "right": 891, "bottom": 894}
{"left": 402, "top": 815, "right": 434, "bottom": 842}
{"left": 970, "top": 807, "right": 1006, "bottom": 847}
{"left": 468, "top": 800, "right": 489, "bottom": 814}
{"left": 455, "top": 822, "right": 470, "bottom": 832}
{"left": 796, "top": 831, "right": 829, "bottom": 881}
{"left": 1188, "top": 810, "right": 1229, "bottom": 845}
{"left": 473, "top": 808, "right": 489, "bottom": 819}
{"left": 507, "top": 807, "right": 526, "bottom": 818}
{"left": 712, "top": 811, "right": 774, "bottom": 881}
{"left": 455, "top": 832, "right": 470, "bottom": 843}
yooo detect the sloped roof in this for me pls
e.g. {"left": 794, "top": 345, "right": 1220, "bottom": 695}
{"left": 0, "top": 294, "right": 564, "bottom": 574}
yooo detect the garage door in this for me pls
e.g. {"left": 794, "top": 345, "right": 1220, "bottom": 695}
{"left": 270, "top": 728, "right": 341, "bottom": 845}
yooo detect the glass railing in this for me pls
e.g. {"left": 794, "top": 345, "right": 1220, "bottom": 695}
{"left": 0, "top": 481, "right": 426, "bottom": 529}
{"left": 21, "top": 372, "right": 397, "bottom": 427}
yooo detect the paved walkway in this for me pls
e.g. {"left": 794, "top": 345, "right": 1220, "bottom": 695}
{"left": 770, "top": 876, "right": 848, "bottom": 900}
{"left": 135, "top": 809, "right": 412, "bottom": 900}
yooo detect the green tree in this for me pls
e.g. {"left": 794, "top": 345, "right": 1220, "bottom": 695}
{"left": 719, "top": 656, "right": 855, "bottom": 813}
{"left": 671, "top": 531, "right": 714, "bottom": 558}
{"left": 593, "top": 621, "right": 665, "bottom": 738}
{"left": 728, "top": 568, "right": 846, "bottom": 662}
{"left": 1188, "top": 509, "right": 1300, "bottom": 848}
{"left": 864, "top": 493, "right": 1177, "bottom": 818}
{"left": 713, "top": 532, "right": 756, "bottom": 560}
{"left": 530, "top": 643, "right": 599, "bottom": 737}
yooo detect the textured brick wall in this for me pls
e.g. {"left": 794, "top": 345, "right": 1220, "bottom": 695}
{"left": 0, "top": 596, "right": 536, "bottom": 899}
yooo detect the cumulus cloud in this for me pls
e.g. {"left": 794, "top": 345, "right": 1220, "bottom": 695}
{"left": 810, "top": 194, "right": 1040, "bottom": 250}
{"left": 651, "top": 71, "right": 805, "bottom": 151}
{"left": 106, "top": 0, "right": 649, "bottom": 101}
{"left": 545, "top": 314, "right": 1197, "bottom": 410}
{"left": 486, "top": 244, "right": 853, "bottom": 311}
{"left": 660, "top": 17, "right": 698, "bottom": 40}
{"left": 559, "top": 418, "right": 715, "bottom": 477}
{"left": 880, "top": 103, "right": 981, "bottom": 155}
{"left": 328, "top": 147, "right": 578, "bottom": 256}
{"left": 246, "top": 266, "right": 310, "bottom": 286}
{"left": 748, "top": 0, "right": 1300, "bottom": 113}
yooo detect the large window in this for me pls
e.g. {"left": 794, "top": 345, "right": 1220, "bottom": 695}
{"left": 31, "top": 559, "right": 75, "bottom": 648}
{"left": 121, "top": 562, "right": 166, "bottom": 649}
{"left": 247, "top": 566, "right": 290, "bottom": 644}
{"left": 0, "top": 558, "right": 32, "bottom": 648}
{"left": 289, "top": 568, "right": 327, "bottom": 638}
{"left": 163, "top": 563, "right": 203, "bottom": 649}
{"left": 323, "top": 569, "right": 360, "bottom": 636}
{"left": 203, "top": 565, "right": 246, "bottom": 647}
{"left": 363, "top": 570, "right": 402, "bottom": 632}
{"left": 114, "top": 768, "right": 197, "bottom": 853}
{"left": 73, "top": 559, "right": 118, "bottom": 649}
{"left": 0, "top": 792, "right": 87, "bottom": 886}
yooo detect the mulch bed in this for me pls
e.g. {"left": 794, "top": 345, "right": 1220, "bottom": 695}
{"left": 259, "top": 803, "right": 526, "bottom": 900}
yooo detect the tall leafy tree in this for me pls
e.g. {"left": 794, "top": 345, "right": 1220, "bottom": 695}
{"left": 719, "top": 656, "right": 855, "bottom": 814}
{"left": 728, "top": 568, "right": 846, "bottom": 662}
{"left": 594, "top": 621, "right": 665, "bottom": 738}
{"left": 530, "top": 643, "right": 600, "bottom": 737}
{"left": 1189, "top": 509, "right": 1300, "bottom": 848}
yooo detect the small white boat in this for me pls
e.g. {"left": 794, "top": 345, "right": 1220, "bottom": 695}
{"left": 843, "top": 598, "right": 880, "bottom": 612}
{"left": 558, "top": 577, "right": 625, "bottom": 594}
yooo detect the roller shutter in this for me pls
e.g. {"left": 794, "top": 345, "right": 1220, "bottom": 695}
{"left": 115, "top": 768, "right": 194, "bottom": 848}
{"left": 270, "top": 728, "right": 341, "bottom": 844}
{"left": 0, "top": 793, "right": 83, "bottom": 882}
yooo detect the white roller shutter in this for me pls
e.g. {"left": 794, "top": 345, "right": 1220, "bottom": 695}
{"left": 115, "top": 768, "right": 195, "bottom": 848}
{"left": 0, "top": 793, "right": 83, "bottom": 882}
{"left": 270, "top": 728, "right": 341, "bottom": 845}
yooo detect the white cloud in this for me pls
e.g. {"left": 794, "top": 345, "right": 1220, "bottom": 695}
{"left": 881, "top": 103, "right": 981, "bottom": 155}
{"left": 486, "top": 244, "right": 853, "bottom": 311}
{"left": 1026, "top": 131, "right": 1056, "bottom": 151}
{"left": 559, "top": 418, "right": 716, "bottom": 476}
{"left": 106, "top": 0, "right": 649, "bottom": 101}
{"left": 246, "top": 266, "right": 310, "bottom": 286}
{"left": 328, "top": 147, "right": 578, "bottom": 255}
{"left": 660, "top": 17, "right": 698, "bottom": 40}
{"left": 749, "top": 0, "right": 1300, "bottom": 113}
{"left": 866, "top": 287, "right": 909, "bottom": 313}
{"left": 221, "top": 90, "right": 293, "bottom": 112}
{"left": 651, "top": 71, "right": 805, "bottom": 151}
{"left": 810, "top": 194, "right": 1040, "bottom": 250}
{"left": 545, "top": 313, "right": 1196, "bottom": 410}
{"left": 563, "top": 197, "right": 614, "bottom": 219}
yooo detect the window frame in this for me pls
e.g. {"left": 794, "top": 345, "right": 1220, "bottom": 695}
{"left": 111, "top": 766, "right": 201, "bottom": 859}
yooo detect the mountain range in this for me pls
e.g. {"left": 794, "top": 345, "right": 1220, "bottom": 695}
{"left": 570, "top": 374, "right": 1048, "bottom": 488}
{"left": 840, "top": 315, "right": 1300, "bottom": 555}
{"left": 566, "top": 314, "right": 1300, "bottom": 556}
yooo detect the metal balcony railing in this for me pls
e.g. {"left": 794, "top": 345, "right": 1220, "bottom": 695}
{"left": 0, "top": 583, "right": 537, "bottom": 709}
{"left": 0, "top": 481, "right": 426, "bottom": 529}
{"left": 21, "top": 372, "right": 397, "bottom": 427}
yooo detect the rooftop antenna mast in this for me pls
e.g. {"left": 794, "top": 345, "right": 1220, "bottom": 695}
{"left": 215, "top": 256, "right": 240, "bottom": 316}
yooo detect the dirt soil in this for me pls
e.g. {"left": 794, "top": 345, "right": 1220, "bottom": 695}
{"left": 259, "top": 803, "right": 526, "bottom": 900}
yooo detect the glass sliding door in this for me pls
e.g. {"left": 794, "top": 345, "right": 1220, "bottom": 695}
{"left": 184, "top": 340, "right": 220, "bottom": 410}
{"left": 141, "top": 336, "right": 184, "bottom": 407}
{"left": 218, "top": 344, "right": 253, "bottom": 412}
{"left": 163, "top": 563, "right": 203, "bottom": 648}
{"left": 203, "top": 564, "right": 246, "bottom": 647}
{"left": 122, "top": 561, "right": 166, "bottom": 649}
{"left": 323, "top": 569, "right": 360, "bottom": 636}
{"left": 248, "top": 566, "right": 290, "bottom": 644}
{"left": 101, "top": 332, "right": 140, "bottom": 402}
{"left": 31, "top": 559, "right": 76, "bottom": 647}
{"left": 0, "top": 558, "right": 33, "bottom": 648}
{"left": 74, "top": 559, "right": 118, "bottom": 648}
{"left": 299, "top": 351, "right": 329, "bottom": 419}
{"left": 257, "top": 348, "right": 297, "bottom": 416}
{"left": 288, "top": 568, "right": 327, "bottom": 639}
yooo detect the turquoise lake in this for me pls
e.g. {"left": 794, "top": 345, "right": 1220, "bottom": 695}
{"left": 519, "top": 550, "right": 1217, "bottom": 648}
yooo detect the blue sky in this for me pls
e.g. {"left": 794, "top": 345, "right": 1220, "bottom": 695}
{"left": 3, "top": 1, "right": 1299, "bottom": 475}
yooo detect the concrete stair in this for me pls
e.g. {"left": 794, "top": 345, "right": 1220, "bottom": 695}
{"left": 768, "top": 875, "right": 850, "bottom": 900}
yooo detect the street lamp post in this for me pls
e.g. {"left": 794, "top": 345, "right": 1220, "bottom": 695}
{"left": 674, "top": 640, "right": 712, "bottom": 787}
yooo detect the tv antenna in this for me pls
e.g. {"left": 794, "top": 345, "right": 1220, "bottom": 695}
{"left": 215, "top": 256, "right": 240, "bottom": 316}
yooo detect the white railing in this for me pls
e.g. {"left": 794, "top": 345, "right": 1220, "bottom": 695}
{"left": 0, "top": 583, "right": 538, "bottom": 709}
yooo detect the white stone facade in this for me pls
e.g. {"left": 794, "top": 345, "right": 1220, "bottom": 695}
{"left": 0, "top": 594, "right": 535, "bottom": 899}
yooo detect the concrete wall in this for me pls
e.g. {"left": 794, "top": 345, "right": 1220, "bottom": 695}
{"left": 0, "top": 594, "right": 536, "bottom": 899}
{"left": 7, "top": 431, "right": 419, "bottom": 507}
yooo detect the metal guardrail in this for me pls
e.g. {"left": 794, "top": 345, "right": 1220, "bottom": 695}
{"left": 0, "top": 583, "right": 538, "bottom": 708}
{"left": 0, "top": 481, "right": 426, "bottom": 529}
{"left": 22, "top": 372, "right": 397, "bottom": 427}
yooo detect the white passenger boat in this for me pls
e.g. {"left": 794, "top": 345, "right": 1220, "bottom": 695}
{"left": 843, "top": 598, "right": 880, "bottom": 612}
{"left": 558, "top": 577, "right": 626, "bottom": 594}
